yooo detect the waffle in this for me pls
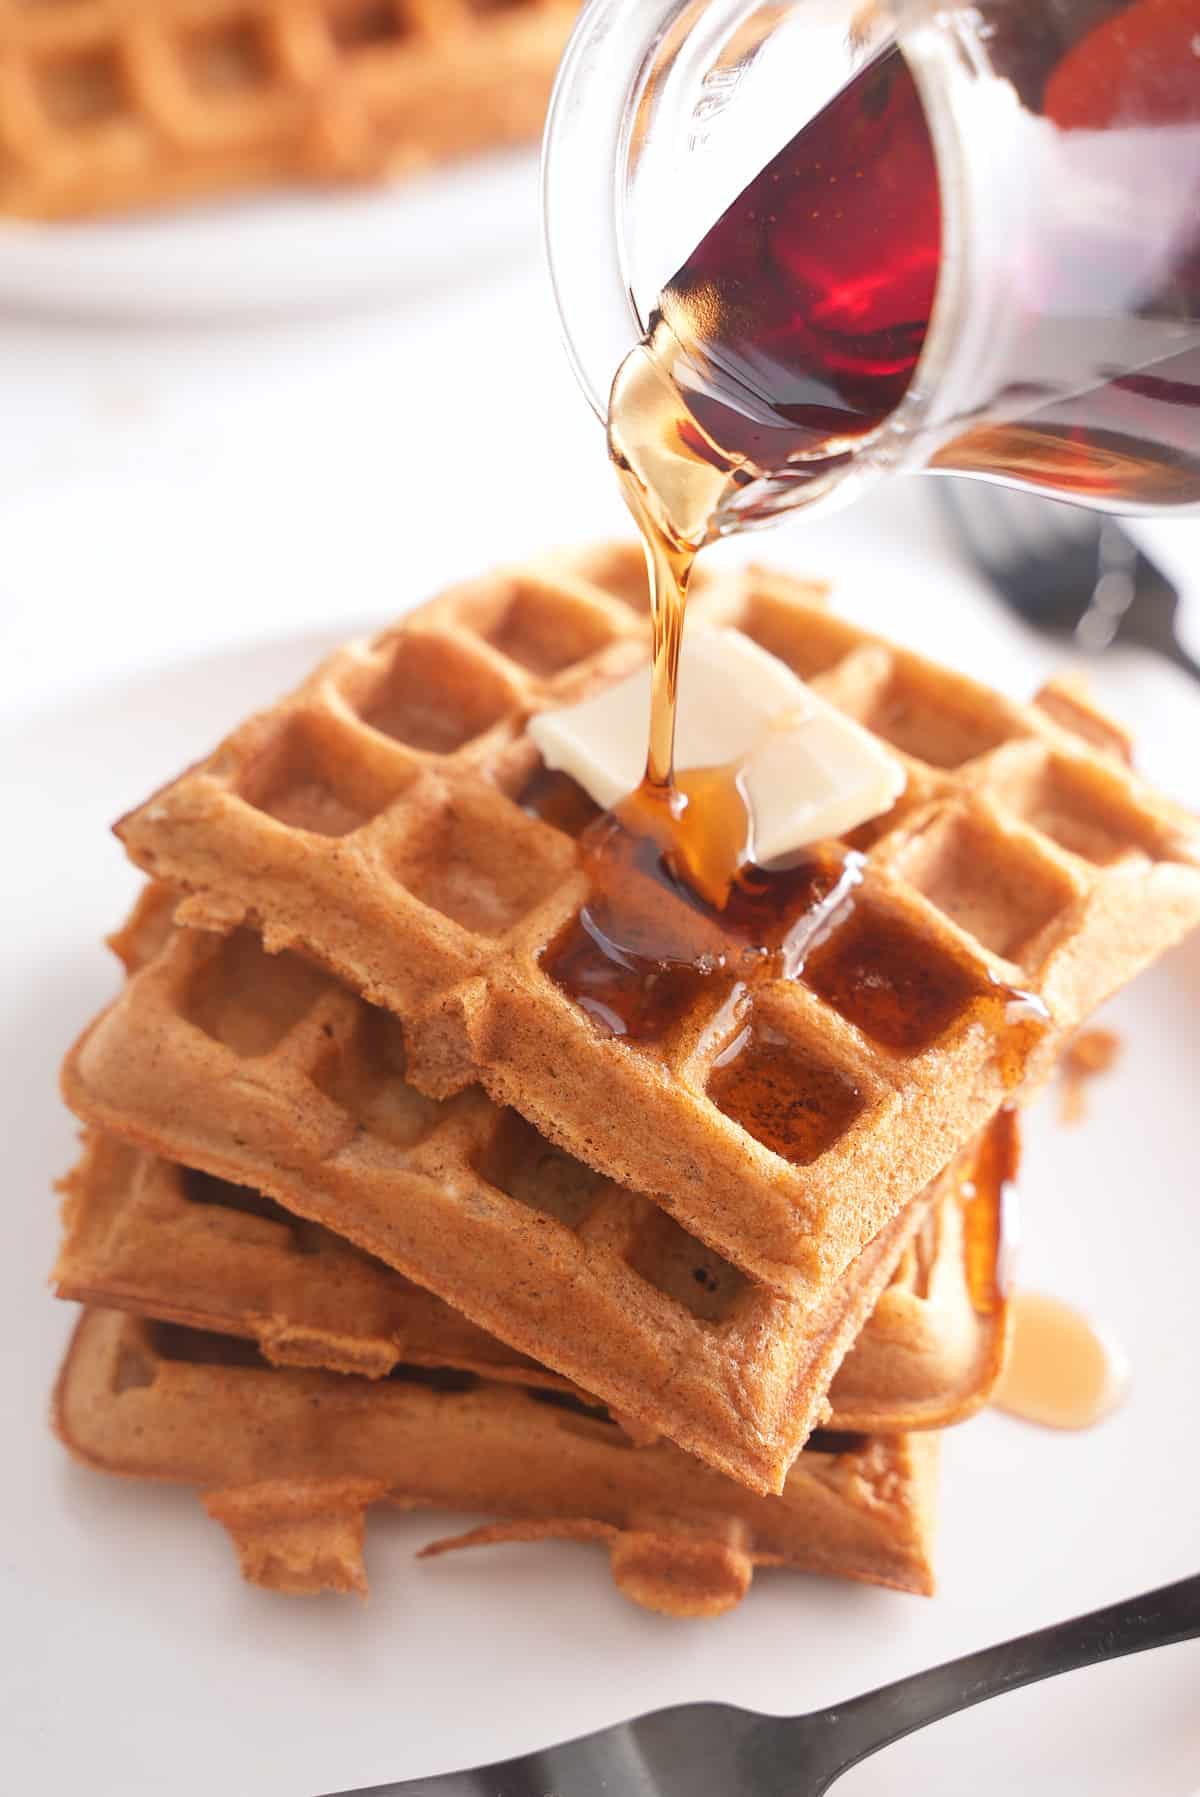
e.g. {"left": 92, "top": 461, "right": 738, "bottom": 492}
{"left": 54, "top": 1124, "right": 1012, "bottom": 1433}
{"left": 60, "top": 888, "right": 1011, "bottom": 1491}
{"left": 114, "top": 543, "right": 1200, "bottom": 1301}
{"left": 55, "top": 1130, "right": 561, "bottom": 1391}
{"left": 0, "top": 0, "right": 576, "bottom": 221}
{"left": 53, "top": 1308, "right": 939, "bottom": 1613}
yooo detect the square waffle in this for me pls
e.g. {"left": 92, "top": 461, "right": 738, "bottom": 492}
{"left": 53, "top": 1307, "right": 940, "bottom": 1613}
{"left": 54, "top": 1125, "right": 1012, "bottom": 1436}
{"left": 0, "top": 0, "right": 577, "bottom": 220}
{"left": 114, "top": 545, "right": 1200, "bottom": 1301}
{"left": 60, "top": 887, "right": 1007, "bottom": 1491}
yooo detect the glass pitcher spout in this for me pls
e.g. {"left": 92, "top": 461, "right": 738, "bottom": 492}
{"left": 543, "top": 0, "right": 1200, "bottom": 522}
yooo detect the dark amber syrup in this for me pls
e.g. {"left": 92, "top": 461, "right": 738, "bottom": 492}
{"left": 549, "top": 765, "right": 1050, "bottom": 1087}
{"left": 544, "top": 794, "right": 863, "bottom": 1043}
{"left": 803, "top": 901, "right": 987, "bottom": 1055}
{"left": 655, "top": 44, "right": 941, "bottom": 473}
{"left": 707, "top": 1020, "right": 867, "bottom": 1164}
{"left": 655, "top": 10, "right": 1199, "bottom": 510}
{"left": 979, "top": 976, "right": 1051, "bottom": 1092}
{"left": 961, "top": 1106, "right": 1022, "bottom": 1316}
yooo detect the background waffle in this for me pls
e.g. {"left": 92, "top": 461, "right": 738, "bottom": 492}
{"left": 0, "top": 0, "right": 577, "bottom": 221}
{"left": 54, "top": 1126, "right": 1012, "bottom": 1435}
{"left": 115, "top": 544, "right": 1200, "bottom": 1300}
{"left": 60, "top": 889, "right": 1005, "bottom": 1492}
{"left": 53, "top": 1308, "right": 939, "bottom": 1614}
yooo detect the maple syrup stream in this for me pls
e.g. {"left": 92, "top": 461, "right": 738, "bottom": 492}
{"left": 604, "top": 340, "right": 751, "bottom": 912}
{"left": 598, "top": 42, "right": 944, "bottom": 908}
{"left": 543, "top": 42, "right": 1068, "bottom": 1115}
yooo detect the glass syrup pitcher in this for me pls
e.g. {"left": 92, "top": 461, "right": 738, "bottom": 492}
{"left": 543, "top": 0, "right": 1200, "bottom": 534}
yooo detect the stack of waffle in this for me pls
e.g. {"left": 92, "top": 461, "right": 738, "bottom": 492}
{"left": 51, "top": 544, "right": 1200, "bottom": 1616}
{"left": 0, "top": 0, "right": 579, "bottom": 220}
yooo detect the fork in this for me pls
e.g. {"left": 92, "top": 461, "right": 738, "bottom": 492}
{"left": 938, "top": 480, "right": 1200, "bottom": 684}
{"left": 324, "top": 1571, "right": 1200, "bottom": 1796}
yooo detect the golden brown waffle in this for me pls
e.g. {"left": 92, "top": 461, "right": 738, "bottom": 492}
{"left": 53, "top": 1308, "right": 939, "bottom": 1613}
{"left": 60, "top": 888, "right": 1006, "bottom": 1492}
{"left": 54, "top": 1126, "right": 1011, "bottom": 1435}
{"left": 114, "top": 544, "right": 1200, "bottom": 1302}
{"left": 55, "top": 1130, "right": 560, "bottom": 1389}
{"left": 0, "top": 0, "right": 576, "bottom": 221}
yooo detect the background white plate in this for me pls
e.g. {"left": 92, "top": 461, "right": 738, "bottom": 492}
{"left": 2, "top": 579, "right": 1199, "bottom": 1797}
{"left": 0, "top": 150, "right": 540, "bottom": 322}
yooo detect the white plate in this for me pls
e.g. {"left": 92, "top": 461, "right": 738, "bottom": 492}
{"left": 0, "top": 150, "right": 540, "bottom": 321}
{"left": 2, "top": 618, "right": 1199, "bottom": 1797}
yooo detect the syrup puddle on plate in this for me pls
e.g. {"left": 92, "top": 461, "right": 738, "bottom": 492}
{"left": 993, "top": 1292, "right": 1130, "bottom": 1430}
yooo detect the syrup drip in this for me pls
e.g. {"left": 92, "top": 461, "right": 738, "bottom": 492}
{"left": 607, "top": 342, "right": 745, "bottom": 902}
{"left": 982, "top": 978, "right": 1052, "bottom": 1093}
{"left": 606, "top": 761, "right": 758, "bottom": 916}
{"left": 578, "top": 777, "right": 859, "bottom": 959}
{"left": 956, "top": 1115, "right": 1132, "bottom": 1436}
{"left": 597, "top": 339, "right": 880, "bottom": 1027}
{"left": 960, "top": 1106, "right": 1021, "bottom": 1317}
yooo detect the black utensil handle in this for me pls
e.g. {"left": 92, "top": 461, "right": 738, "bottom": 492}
{"left": 1162, "top": 632, "right": 1200, "bottom": 685}
{"left": 813, "top": 1572, "right": 1200, "bottom": 1792}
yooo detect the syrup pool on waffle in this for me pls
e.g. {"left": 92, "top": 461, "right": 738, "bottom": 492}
{"left": 540, "top": 783, "right": 1050, "bottom": 1107}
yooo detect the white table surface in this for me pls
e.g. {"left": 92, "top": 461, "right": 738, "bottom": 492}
{"left": 2, "top": 171, "right": 1199, "bottom": 1797}
{"left": 2, "top": 240, "right": 1197, "bottom": 756}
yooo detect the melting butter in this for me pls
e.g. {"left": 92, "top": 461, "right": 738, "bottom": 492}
{"left": 529, "top": 623, "right": 905, "bottom": 864}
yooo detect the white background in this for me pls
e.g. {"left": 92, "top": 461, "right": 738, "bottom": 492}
{"left": 1, "top": 164, "right": 1199, "bottom": 1797}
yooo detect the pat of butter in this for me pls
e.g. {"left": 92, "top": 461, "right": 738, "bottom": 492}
{"left": 529, "top": 624, "right": 906, "bottom": 862}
